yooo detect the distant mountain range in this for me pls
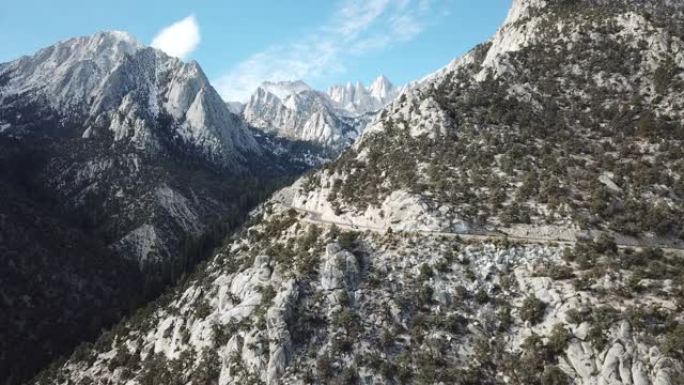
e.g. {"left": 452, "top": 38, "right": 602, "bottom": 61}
{"left": 231, "top": 76, "right": 402, "bottom": 150}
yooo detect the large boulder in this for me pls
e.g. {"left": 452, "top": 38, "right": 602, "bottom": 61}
{"left": 320, "top": 243, "right": 360, "bottom": 291}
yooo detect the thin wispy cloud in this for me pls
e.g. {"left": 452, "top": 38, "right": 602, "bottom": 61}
{"left": 151, "top": 15, "right": 201, "bottom": 60}
{"left": 214, "top": 0, "right": 439, "bottom": 101}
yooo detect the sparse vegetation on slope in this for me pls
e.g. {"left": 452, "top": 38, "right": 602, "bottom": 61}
{"left": 304, "top": 4, "right": 684, "bottom": 242}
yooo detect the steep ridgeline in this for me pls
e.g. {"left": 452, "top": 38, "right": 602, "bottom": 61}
{"left": 239, "top": 77, "right": 400, "bottom": 153}
{"left": 0, "top": 32, "right": 310, "bottom": 385}
{"left": 301, "top": 0, "right": 684, "bottom": 245}
{"left": 32, "top": 1, "right": 684, "bottom": 385}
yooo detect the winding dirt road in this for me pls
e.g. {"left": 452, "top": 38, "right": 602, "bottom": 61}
{"left": 279, "top": 203, "right": 684, "bottom": 255}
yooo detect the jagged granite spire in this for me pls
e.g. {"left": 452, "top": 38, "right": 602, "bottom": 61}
{"left": 0, "top": 31, "right": 259, "bottom": 166}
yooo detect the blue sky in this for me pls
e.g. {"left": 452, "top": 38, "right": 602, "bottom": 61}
{"left": 0, "top": 1, "right": 510, "bottom": 101}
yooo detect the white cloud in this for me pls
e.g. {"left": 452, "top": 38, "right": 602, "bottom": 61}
{"left": 214, "top": 0, "right": 439, "bottom": 101}
{"left": 151, "top": 15, "right": 200, "bottom": 59}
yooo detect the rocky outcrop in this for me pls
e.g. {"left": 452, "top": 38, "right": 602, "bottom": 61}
{"left": 265, "top": 280, "right": 298, "bottom": 385}
{"left": 320, "top": 243, "right": 360, "bottom": 291}
{"left": 291, "top": 177, "right": 470, "bottom": 234}
{"left": 561, "top": 323, "right": 682, "bottom": 385}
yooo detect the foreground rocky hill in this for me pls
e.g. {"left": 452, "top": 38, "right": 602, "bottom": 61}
{"left": 29, "top": 0, "right": 684, "bottom": 384}
{"left": 35, "top": 201, "right": 684, "bottom": 385}
{"left": 300, "top": 0, "right": 684, "bottom": 246}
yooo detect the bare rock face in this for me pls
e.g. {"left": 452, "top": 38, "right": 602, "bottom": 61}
{"left": 560, "top": 320, "right": 682, "bottom": 385}
{"left": 566, "top": 340, "right": 597, "bottom": 380}
{"left": 243, "top": 82, "right": 348, "bottom": 148}
{"left": 320, "top": 243, "right": 360, "bottom": 291}
{"left": 291, "top": 177, "right": 470, "bottom": 235}
{"left": 265, "top": 280, "right": 298, "bottom": 385}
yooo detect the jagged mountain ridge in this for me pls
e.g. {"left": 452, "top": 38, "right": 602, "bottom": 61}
{"left": 240, "top": 76, "right": 400, "bottom": 150}
{"left": 33, "top": 1, "right": 684, "bottom": 385}
{"left": 242, "top": 80, "right": 357, "bottom": 149}
{"left": 327, "top": 75, "right": 400, "bottom": 115}
{"left": 0, "top": 30, "right": 306, "bottom": 267}
{"left": 0, "top": 31, "right": 259, "bottom": 167}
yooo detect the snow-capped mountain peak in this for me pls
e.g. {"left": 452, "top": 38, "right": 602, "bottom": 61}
{"left": 327, "top": 76, "right": 399, "bottom": 115}
{"left": 368, "top": 75, "right": 394, "bottom": 99}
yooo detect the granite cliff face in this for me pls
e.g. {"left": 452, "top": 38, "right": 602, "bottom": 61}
{"left": 0, "top": 31, "right": 259, "bottom": 165}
